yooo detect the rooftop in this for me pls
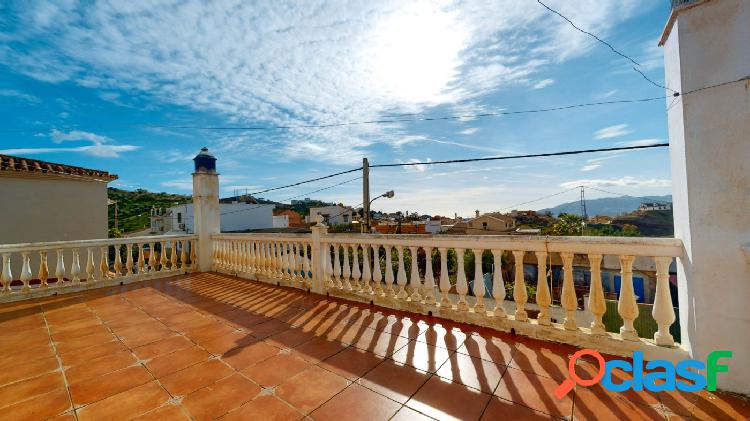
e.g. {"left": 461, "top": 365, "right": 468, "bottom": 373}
{"left": 1, "top": 272, "right": 748, "bottom": 420}
{"left": 0, "top": 154, "right": 118, "bottom": 182}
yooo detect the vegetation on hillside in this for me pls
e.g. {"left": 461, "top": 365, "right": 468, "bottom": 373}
{"left": 107, "top": 188, "right": 190, "bottom": 237}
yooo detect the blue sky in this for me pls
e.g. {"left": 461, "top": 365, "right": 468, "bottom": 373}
{"left": 0, "top": 0, "right": 675, "bottom": 216}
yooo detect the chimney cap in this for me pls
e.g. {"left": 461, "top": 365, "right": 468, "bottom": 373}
{"left": 193, "top": 147, "right": 217, "bottom": 173}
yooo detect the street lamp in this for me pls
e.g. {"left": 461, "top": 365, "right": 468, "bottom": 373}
{"left": 366, "top": 190, "right": 395, "bottom": 233}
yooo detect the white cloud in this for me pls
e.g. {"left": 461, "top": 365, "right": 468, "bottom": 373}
{"left": 403, "top": 158, "right": 432, "bottom": 173}
{"left": 581, "top": 163, "right": 601, "bottom": 172}
{"left": 0, "top": 0, "right": 646, "bottom": 161}
{"left": 594, "top": 124, "right": 631, "bottom": 139}
{"left": 561, "top": 176, "right": 671, "bottom": 189}
{"left": 532, "top": 78, "right": 554, "bottom": 89}
{"left": 0, "top": 89, "right": 40, "bottom": 103}
{"left": 616, "top": 138, "right": 664, "bottom": 147}
{"left": 457, "top": 127, "right": 479, "bottom": 135}
{"left": 0, "top": 129, "right": 139, "bottom": 158}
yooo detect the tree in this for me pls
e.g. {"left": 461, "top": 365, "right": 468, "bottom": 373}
{"left": 549, "top": 213, "right": 584, "bottom": 236}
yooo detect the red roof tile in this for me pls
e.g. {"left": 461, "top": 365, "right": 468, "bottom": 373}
{"left": 0, "top": 154, "right": 118, "bottom": 181}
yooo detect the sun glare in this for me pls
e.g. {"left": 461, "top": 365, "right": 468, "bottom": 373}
{"left": 368, "top": 4, "right": 467, "bottom": 104}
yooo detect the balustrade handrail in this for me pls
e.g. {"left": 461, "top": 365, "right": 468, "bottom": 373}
{"left": 0, "top": 234, "right": 197, "bottom": 253}
{"left": 213, "top": 232, "right": 683, "bottom": 258}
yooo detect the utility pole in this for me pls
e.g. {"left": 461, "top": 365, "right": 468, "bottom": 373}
{"left": 579, "top": 185, "right": 588, "bottom": 235}
{"left": 362, "top": 157, "right": 370, "bottom": 233}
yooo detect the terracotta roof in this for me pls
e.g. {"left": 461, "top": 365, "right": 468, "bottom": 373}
{"left": 0, "top": 154, "right": 118, "bottom": 181}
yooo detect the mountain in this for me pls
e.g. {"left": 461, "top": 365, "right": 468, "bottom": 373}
{"left": 538, "top": 195, "right": 672, "bottom": 217}
{"left": 108, "top": 188, "right": 191, "bottom": 235}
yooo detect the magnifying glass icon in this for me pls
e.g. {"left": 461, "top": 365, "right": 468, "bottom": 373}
{"left": 554, "top": 348, "right": 606, "bottom": 399}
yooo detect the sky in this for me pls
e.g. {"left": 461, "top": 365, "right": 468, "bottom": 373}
{"left": 0, "top": 0, "right": 676, "bottom": 217}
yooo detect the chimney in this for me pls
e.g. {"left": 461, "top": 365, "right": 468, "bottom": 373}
{"left": 475, "top": 210, "right": 480, "bottom": 218}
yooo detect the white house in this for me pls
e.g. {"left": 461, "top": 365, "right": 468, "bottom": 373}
{"left": 151, "top": 203, "right": 274, "bottom": 234}
{"left": 305, "top": 205, "right": 353, "bottom": 225}
{"left": 639, "top": 202, "right": 672, "bottom": 211}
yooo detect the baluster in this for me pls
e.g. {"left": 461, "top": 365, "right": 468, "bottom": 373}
{"left": 342, "top": 244, "right": 352, "bottom": 290}
{"left": 333, "top": 244, "right": 342, "bottom": 288}
{"left": 439, "top": 247, "right": 451, "bottom": 307}
{"left": 396, "top": 246, "right": 408, "bottom": 299}
{"left": 38, "top": 251, "right": 49, "bottom": 289}
{"left": 125, "top": 244, "right": 134, "bottom": 277}
{"left": 148, "top": 242, "right": 156, "bottom": 273}
{"left": 361, "top": 245, "right": 372, "bottom": 294}
{"left": 587, "top": 254, "right": 606, "bottom": 335}
{"left": 137, "top": 244, "right": 146, "bottom": 274}
{"left": 491, "top": 249, "right": 506, "bottom": 318}
{"left": 618, "top": 255, "right": 639, "bottom": 341}
{"left": 159, "top": 242, "right": 168, "bottom": 272}
{"left": 248, "top": 241, "right": 256, "bottom": 274}
{"left": 289, "top": 243, "right": 298, "bottom": 283}
{"left": 55, "top": 249, "right": 66, "bottom": 287}
{"left": 20, "top": 252, "right": 32, "bottom": 292}
{"left": 297, "top": 243, "right": 304, "bottom": 284}
{"left": 423, "top": 247, "right": 435, "bottom": 305}
{"left": 302, "top": 245, "right": 311, "bottom": 287}
{"left": 243, "top": 241, "right": 250, "bottom": 273}
{"left": 86, "top": 248, "right": 96, "bottom": 282}
{"left": 279, "top": 242, "right": 286, "bottom": 281}
{"left": 99, "top": 246, "right": 109, "bottom": 279}
{"left": 372, "top": 245, "right": 383, "bottom": 295}
{"left": 535, "top": 251, "right": 551, "bottom": 325}
{"left": 170, "top": 241, "right": 178, "bottom": 271}
{"left": 70, "top": 249, "right": 81, "bottom": 285}
{"left": 179, "top": 240, "right": 187, "bottom": 270}
{"left": 324, "top": 244, "right": 334, "bottom": 288}
{"left": 256, "top": 242, "right": 263, "bottom": 274}
{"left": 0, "top": 254, "right": 11, "bottom": 294}
{"left": 653, "top": 256, "right": 675, "bottom": 346}
{"left": 277, "top": 242, "right": 284, "bottom": 277}
{"left": 472, "top": 249, "right": 485, "bottom": 313}
{"left": 351, "top": 245, "right": 361, "bottom": 291}
{"left": 190, "top": 240, "right": 198, "bottom": 271}
{"left": 560, "top": 252, "right": 577, "bottom": 330}
{"left": 212, "top": 241, "right": 220, "bottom": 270}
{"left": 456, "top": 248, "right": 468, "bottom": 311}
{"left": 409, "top": 246, "right": 422, "bottom": 301}
{"left": 512, "top": 250, "right": 527, "bottom": 321}
{"left": 384, "top": 246, "right": 395, "bottom": 297}
{"left": 113, "top": 245, "right": 123, "bottom": 278}
{"left": 263, "top": 242, "right": 271, "bottom": 276}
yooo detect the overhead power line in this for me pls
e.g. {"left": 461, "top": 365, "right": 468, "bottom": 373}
{"left": 0, "top": 96, "right": 666, "bottom": 135}
{"left": 220, "top": 176, "right": 362, "bottom": 217}
{"left": 246, "top": 168, "right": 362, "bottom": 196}
{"left": 536, "top": 0, "right": 640, "bottom": 66}
{"left": 369, "top": 143, "right": 669, "bottom": 168}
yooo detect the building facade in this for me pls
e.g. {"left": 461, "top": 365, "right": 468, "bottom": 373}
{"left": 0, "top": 154, "right": 116, "bottom": 243}
{"left": 305, "top": 205, "right": 353, "bottom": 225}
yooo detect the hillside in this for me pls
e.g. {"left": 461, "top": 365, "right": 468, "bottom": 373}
{"left": 612, "top": 210, "right": 674, "bottom": 237}
{"left": 108, "top": 188, "right": 191, "bottom": 235}
{"left": 539, "top": 195, "right": 672, "bottom": 217}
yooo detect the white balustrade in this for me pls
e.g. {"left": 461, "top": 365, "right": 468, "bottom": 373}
{"left": 384, "top": 246, "right": 395, "bottom": 297}
{"left": 472, "top": 249, "right": 485, "bottom": 313}
{"left": 535, "top": 251, "right": 550, "bottom": 325}
{"left": 560, "top": 252, "right": 577, "bottom": 330}
{"left": 396, "top": 246, "right": 407, "bottom": 299}
{"left": 351, "top": 245, "right": 361, "bottom": 291}
{"left": 342, "top": 244, "right": 352, "bottom": 290}
{"left": 409, "top": 246, "right": 422, "bottom": 302}
{"left": 512, "top": 250, "right": 528, "bottom": 321}
{"left": 456, "top": 248, "right": 469, "bottom": 311}
{"left": 618, "top": 255, "right": 639, "bottom": 341}
{"left": 491, "top": 249, "right": 505, "bottom": 318}
{"left": 0, "top": 235, "right": 195, "bottom": 300}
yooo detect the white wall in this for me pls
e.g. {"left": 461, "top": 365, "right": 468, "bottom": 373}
{"left": 273, "top": 215, "right": 289, "bottom": 228}
{"left": 306, "top": 206, "right": 352, "bottom": 225}
{"left": 170, "top": 203, "right": 274, "bottom": 233}
{"left": 663, "top": 0, "right": 750, "bottom": 394}
{"left": 0, "top": 174, "right": 109, "bottom": 243}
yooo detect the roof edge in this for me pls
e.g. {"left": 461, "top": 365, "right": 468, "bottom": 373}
{"left": 659, "top": 0, "right": 711, "bottom": 46}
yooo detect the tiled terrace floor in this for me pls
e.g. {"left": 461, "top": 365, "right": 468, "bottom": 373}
{"left": 1, "top": 273, "right": 748, "bottom": 421}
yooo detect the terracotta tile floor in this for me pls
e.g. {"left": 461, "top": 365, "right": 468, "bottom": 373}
{"left": 0, "top": 272, "right": 748, "bottom": 421}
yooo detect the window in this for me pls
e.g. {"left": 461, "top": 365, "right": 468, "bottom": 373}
{"left": 482, "top": 222, "right": 488, "bottom": 230}
{"left": 343, "top": 215, "right": 349, "bottom": 223}
{"left": 177, "top": 212, "right": 182, "bottom": 223}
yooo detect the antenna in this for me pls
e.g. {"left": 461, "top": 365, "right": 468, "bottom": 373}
{"left": 579, "top": 186, "right": 588, "bottom": 235}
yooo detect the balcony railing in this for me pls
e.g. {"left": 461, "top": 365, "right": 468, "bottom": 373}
{"left": 0, "top": 234, "right": 197, "bottom": 301}
{"left": 212, "top": 232, "right": 686, "bottom": 361}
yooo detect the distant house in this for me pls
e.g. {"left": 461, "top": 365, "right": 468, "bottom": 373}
{"left": 448, "top": 211, "right": 516, "bottom": 235}
{"left": 639, "top": 202, "right": 672, "bottom": 211}
{"left": 0, "top": 154, "right": 117, "bottom": 243}
{"left": 306, "top": 205, "right": 353, "bottom": 225}
{"left": 150, "top": 203, "right": 274, "bottom": 234}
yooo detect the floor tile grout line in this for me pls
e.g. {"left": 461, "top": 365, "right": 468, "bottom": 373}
{"left": 40, "top": 303, "right": 80, "bottom": 421}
